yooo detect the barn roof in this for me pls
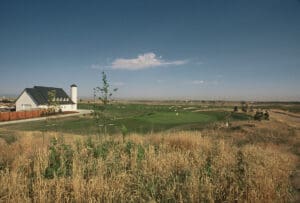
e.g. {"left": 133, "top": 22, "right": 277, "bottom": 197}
{"left": 19, "top": 86, "right": 74, "bottom": 105}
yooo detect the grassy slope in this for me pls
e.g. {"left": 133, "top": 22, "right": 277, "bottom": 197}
{"left": 0, "top": 103, "right": 299, "bottom": 202}
{"left": 2, "top": 104, "right": 251, "bottom": 135}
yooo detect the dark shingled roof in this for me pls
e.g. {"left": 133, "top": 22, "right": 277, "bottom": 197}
{"left": 23, "top": 86, "right": 74, "bottom": 105}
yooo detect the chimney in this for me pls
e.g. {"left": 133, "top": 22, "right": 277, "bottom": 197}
{"left": 70, "top": 84, "right": 77, "bottom": 110}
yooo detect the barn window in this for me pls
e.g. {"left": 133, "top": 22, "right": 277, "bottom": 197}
{"left": 22, "top": 104, "right": 32, "bottom": 110}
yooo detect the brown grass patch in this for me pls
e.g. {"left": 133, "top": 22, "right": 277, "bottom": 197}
{"left": 0, "top": 131, "right": 297, "bottom": 202}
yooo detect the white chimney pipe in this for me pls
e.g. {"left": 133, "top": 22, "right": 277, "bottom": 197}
{"left": 70, "top": 84, "right": 77, "bottom": 110}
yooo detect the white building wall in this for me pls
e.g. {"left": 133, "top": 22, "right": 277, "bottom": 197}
{"left": 16, "top": 91, "right": 38, "bottom": 111}
{"left": 36, "top": 105, "right": 48, "bottom": 110}
{"left": 58, "top": 104, "right": 74, "bottom": 111}
{"left": 36, "top": 104, "right": 75, "bottom": 112}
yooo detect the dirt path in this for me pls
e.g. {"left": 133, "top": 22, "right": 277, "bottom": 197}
{"left": 270, "top": 110, "right": 300, "bottom": 202}
{"left": 270, "top": 109, "right": 300, "bottom": 128}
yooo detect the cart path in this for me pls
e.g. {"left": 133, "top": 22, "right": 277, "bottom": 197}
{"left": 269, "top": 110, "right": 300, "bottom": 202}
{"left": 0, "top": 109, "right": 92, "bottom": 126}
{"left": 269, "top": 109, "right": 300, "bottom": 128}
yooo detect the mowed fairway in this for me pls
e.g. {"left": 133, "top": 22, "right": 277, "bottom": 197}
{"left": 138, "top": 112, "right": 214, "bottom": 124}
{"left": 1, "top": 103, "right": 250, "bottom": 134}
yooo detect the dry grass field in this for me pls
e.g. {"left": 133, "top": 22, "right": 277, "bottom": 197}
{"left": 0, "top": 126, "right": 298, "bottom": 202}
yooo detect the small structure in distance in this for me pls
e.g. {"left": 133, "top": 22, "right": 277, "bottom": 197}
{"left": 16, "top": 84, "right": 77, "bottom": 112}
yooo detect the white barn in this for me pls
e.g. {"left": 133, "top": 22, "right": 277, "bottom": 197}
{"left": 16, "top": 84, "right": 77, "bottom": 112}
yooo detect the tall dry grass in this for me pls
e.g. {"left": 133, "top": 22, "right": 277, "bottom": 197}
{"left": 0, "top": 131, "right": 297, "bottom": 202}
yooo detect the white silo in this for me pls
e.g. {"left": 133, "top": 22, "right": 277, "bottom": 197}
{"left": 70, "top": 84, "right": 77, "bottom": 110}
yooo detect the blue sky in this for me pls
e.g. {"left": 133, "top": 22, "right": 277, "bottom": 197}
{"left": 0, "top": 0, "right": 299, "bottom": 101}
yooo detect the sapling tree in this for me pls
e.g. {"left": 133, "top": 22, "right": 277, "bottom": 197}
{"left": 93, "top": 71, "right": 118, "bottom": 135}
{"left": 121, "top": 124, "right": 128, "bottom": 142}
{"left": 47, "top": 90, "right": 59, "bottom": 115}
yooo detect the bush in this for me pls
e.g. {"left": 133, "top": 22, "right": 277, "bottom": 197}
{"left": 1, "top": 99, "right": 12, "bottom": 103}
{"left": 241, "top": 102, "right": 248, "bottom": 112}
{"left": 233, "top": 106, "right": 238, "bottom": 112}
{"left": 241, "top": 105, "right": 248, "bottom": 112}
{"left": 0, "top": 133, "right": 17, "bottom": 144}
{"left": 264, "top": 111, "right": 270, "bottom": 120}
{"left": 121, "top": 124, "right": 128, "bottom": 141}
{"left": 254, "top": 110, "right": 270, "bottom": 121}
{"left": 254, "top": 111, "right": 264, "bottom": 121}
{"left": 44, "top": 137, "right": 73, "bottom": 179}
{"left": 249, "top": 106, "right": 254, "bottom": 112}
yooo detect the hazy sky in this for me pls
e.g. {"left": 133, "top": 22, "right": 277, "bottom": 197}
{"left": 0, "top": 0, "right": 299, "bottom": 101}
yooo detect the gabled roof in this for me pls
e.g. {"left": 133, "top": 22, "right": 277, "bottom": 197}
{"left": 18, "top": 86, "right": 74, "bottom": 105}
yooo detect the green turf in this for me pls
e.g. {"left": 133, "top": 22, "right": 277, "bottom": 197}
{"left": 2, "top": 103, "right": 251, "bottom": 135}
{"left": 137, "top": 111, "right": 222, "bottom": 124}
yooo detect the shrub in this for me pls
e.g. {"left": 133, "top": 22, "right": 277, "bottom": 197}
{"left": 254, "top": 111, "right": 264, "bottom": 121}
{"left": 93, "top": 141, "right": 112, "bottom": 159}
{"left": 254, "top": 110, "right": 270, "bottom": 121}
{"left": 44, "top": 137, "right": 73, "bottom": 179}
{"left": 241, "top": 105, "right": 248, "bottom": 112}
{"left": 0, "top": 133, "right": 17, "bottom": 144}
{"left": 249, "top": 106, "right": 254, "bottom": 112}
{"left": 264, "top": 110, "right": 270, "bottom": 120}
{"left": 241, "top": 102, "right": 248, "bottom": 112}
{"left": 121, "top": 124, "right": 128, "bottom": 142}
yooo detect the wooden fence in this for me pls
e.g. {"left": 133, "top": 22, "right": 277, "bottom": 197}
{"left": 0, "top": 110, "right": 44, "bottom": 122}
